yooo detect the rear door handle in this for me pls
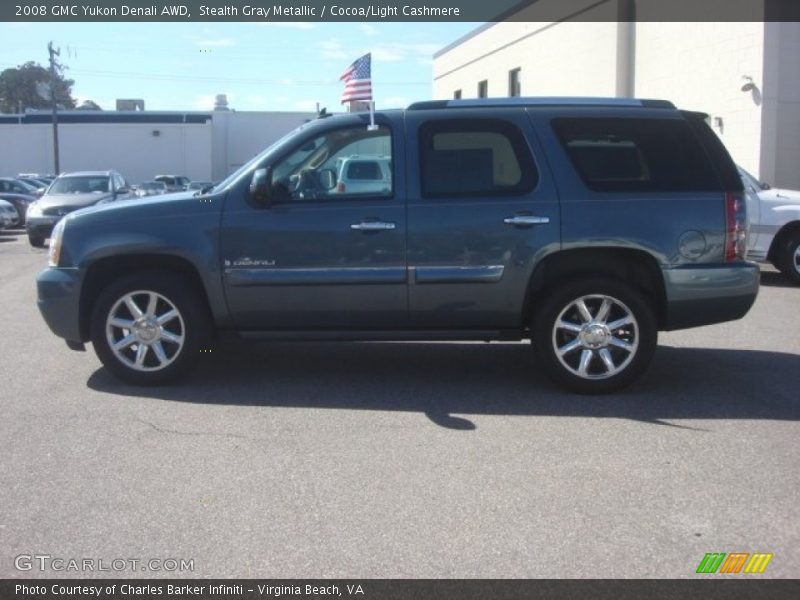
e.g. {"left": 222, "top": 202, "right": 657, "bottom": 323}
{"left": 503, "top": 215, "right": 550, "bottom": 226}
{"left": 350, "top": 221, "right": 396, "bottom": 231}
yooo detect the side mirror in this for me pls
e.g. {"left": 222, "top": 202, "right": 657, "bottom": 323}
{"left": 761, "top": 182, "right": 771, "bottom": 190}
{"left": 116, "top": 186, "right": 130, "bottom": 196}
{"left": 250, "top": 167, "right": 273, "bottom": 207}
{"left": 318, "top": 168, "right": 337, "bottom": 191}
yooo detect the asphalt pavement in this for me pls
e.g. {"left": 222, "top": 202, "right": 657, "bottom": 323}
{"left": 1, "top": 227, "right": 798, "bottom": 578}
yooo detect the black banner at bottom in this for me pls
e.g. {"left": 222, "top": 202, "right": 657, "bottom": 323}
{"left": 2, "top": 580, "right": 800, "bottom": 600}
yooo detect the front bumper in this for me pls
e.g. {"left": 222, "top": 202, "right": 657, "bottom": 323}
{"left": 26, "top": 215, "right": 60, "bottom": 238}
{"left": 37, "top": 267, "right": 85, "bottom": 344}
{"left": 663, "top": 262, "right": 760, "bottom": 330}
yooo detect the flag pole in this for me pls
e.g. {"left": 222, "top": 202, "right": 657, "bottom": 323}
{"left": 368, "top": 101, "right": 377, "bottom": 131}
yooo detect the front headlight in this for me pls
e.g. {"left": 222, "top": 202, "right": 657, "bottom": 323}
{"left": 48, "top": 218, "right": 66, "bottom": 267}
{"left": 27, "top": 201, "right": 43, "bottom": 219}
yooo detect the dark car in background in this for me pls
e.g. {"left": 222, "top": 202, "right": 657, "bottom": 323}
{"left": 25, "top": 170, "right": 131, "bottom": 247}
{"left": 15, "top": 177, "right": 49, "bottom": 196}
{"left": 0, "top": 177, "right": 40, "bottom": 197}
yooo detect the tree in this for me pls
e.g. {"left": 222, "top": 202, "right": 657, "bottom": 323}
{"left": 0, "top": 61, "right": 76, "bottom": 114}
{"left": 77, "top": 99, "right": 102, "bottom": 110}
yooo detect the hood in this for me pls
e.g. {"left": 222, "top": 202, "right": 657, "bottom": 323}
{"left": 759, "top": 187, "right": 800, "bottom": 207}
{"left": 38, "top": 191, "right": 115, "bottom": 209}
{"left": 66, "top": 190, "right": 206, "bottom": 223}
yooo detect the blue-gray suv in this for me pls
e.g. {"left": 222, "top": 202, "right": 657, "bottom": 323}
{"left": 36, "top": 98, "right": 759, "bottom": 393}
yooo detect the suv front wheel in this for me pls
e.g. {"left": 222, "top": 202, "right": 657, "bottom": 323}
{"left": 90, "top": 271, "right": 210, "bottom": 385}
{"left": 533, "top": 278, "right": 657, "bottom": 394}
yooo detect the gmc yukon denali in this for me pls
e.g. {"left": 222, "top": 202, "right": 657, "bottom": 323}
{"left": 36, "top": 98, "right": 760, "bottom": 393}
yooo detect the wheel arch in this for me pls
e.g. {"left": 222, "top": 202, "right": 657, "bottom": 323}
{"left": 78, "top": 254, "right": 213, "bottom": 342}
{"left": 523, "top": 247, "right": 667, "bottom": 330}
{"left": 767, "top": 220, "right": 800, "bottom": 264}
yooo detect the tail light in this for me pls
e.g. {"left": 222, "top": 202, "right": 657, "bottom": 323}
{"left": 336, "top": 182, "right": 346, "bottom": 193}
{"left": 725, "top": 191, "right": 747, "bottom": 262}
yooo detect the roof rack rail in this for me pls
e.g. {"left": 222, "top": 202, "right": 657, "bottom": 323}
{"left": 407, "top": 97, "right": 676, "bottom": 110}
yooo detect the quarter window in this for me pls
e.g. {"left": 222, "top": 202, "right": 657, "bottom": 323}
{"left": 552, "top": 117, "right": 720, "bottom": 193}
{"left": 418, "top": 119, "right": 538, "bottom": 198}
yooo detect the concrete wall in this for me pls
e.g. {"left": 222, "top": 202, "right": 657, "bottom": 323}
{"left": 761, "top": 21, "right": 800, "bottom": 189}
{"left": 210, "top": 111, "right": 313, "bottom": 181}
{"left": 0, "top": 121, "right": 212, "bottom": 183}
{"left": 0, "top": 111, "right": 314, "bottom": 184}
{"left": 434, "top": 20, "right": 619, "bottom": 100}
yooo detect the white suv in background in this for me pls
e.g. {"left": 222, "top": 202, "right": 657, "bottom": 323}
{"left": 332, "top": 155, "right": 391, "bottom": 196}
{"left": 740, "top": 167, "right": 800, "bottom": 284}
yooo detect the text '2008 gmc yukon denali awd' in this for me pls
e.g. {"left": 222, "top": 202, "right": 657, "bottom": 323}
{"left": 36, "top": 97, "right": 759, "bottom": 393}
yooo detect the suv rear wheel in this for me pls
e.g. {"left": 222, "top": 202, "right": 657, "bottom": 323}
{"left": 90, "top": 271, "right": 210, "bottom": 385}
{"left": 533, "top": 278, "right": 657, "bottom": 393}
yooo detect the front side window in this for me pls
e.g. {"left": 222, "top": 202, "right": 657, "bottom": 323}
{"left": 552, "top": 117, "right": 720, "bottom": 193}
{"left": 269, "top": 125, "right": 392, "bottom": 202}
{"left": 418, "top": 118, "right": 538, "bottom": 198}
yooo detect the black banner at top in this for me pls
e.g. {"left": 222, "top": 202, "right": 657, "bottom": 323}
{"left": 3, "top": 579, "right": 800, "bottom": 600}
{"left": 3, "top": 0, "right": 800, "bottom": 23}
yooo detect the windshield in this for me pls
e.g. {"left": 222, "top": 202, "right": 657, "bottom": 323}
{"left": 211, "top": 121, "right": 314, "bottom": 193}
{"left": 49, "top": 176, "right": 111, "bottom": 194}
{"left": 738, "top": 167, "right": 763, "bottom": 192}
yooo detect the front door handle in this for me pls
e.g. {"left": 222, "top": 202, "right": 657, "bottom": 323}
{"left": 350, "top": 221, "right": 396, "bottom": 231}
{"left": 503, "top": 215, "right": 550, "bottom": 226}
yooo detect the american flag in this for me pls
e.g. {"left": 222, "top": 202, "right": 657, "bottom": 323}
{"left": 340, "top": 53, "right": 373, "bottom": 104}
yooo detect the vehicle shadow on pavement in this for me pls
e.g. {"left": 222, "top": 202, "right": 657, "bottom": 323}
{"left": 86, "top": 342, "right": 800, "bottom": 430}
{"left": 760, "top": 270, "right": 797, "bottom": 288}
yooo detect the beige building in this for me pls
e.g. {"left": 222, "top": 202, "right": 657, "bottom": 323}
{"left": 433, "top": 4, "right": 800, "bottom": 188}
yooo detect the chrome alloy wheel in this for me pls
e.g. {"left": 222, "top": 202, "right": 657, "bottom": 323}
{"left": 551, "top": 294, "right": 639, "bottom": 380}
{"left": 105, "top": 290, "right": 185, "bottom": 372}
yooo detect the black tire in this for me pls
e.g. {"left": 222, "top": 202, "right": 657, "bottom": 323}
{"left": 90, "top": 271, "right": 211, "bottom": 385}
{"left": 775, "top": 233, "right": 800, "bottom": 285}
{"left": 28, "top": 233, "right": 46, "bottom": 248}
{"left": 533, "top": 277, "right": 657, "bottom": 394}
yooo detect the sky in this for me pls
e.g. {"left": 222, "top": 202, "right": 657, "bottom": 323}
{"left": 0, "top": 21, "right": 479, "bottom": 113}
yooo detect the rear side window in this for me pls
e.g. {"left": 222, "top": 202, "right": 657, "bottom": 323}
{"left": 347, "top": 161, "right": 382, "bottom": 180}
{"left": 552, "top": 117, "right": 720, "bottom": 193}
{"left": 419, "top": 118, "right": 538, "bottom": 198}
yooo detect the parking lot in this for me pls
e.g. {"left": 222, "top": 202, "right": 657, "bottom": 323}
{"left": 1, "top": 226, "right": 798, "bottom": 578}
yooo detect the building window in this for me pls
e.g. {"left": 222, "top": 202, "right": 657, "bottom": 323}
{"left": 453, "top": 89, "right": 462, "bottom": 99}
{"left": 477, "top": 80, "right": 488, "bottom": 98}
{"left": 508, "top": 68, "right": 521, "bottom": 97}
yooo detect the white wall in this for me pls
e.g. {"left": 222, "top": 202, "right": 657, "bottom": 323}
{"left": 433, "top": 17, "right": 800, "bottom": 189}
{"left": 0, "top": 120, "right": 211, "bottom": 183}
{"left": 0, "top": 111, "right": 314, "bottom": 184}
{"left": 634, "top": 22, "right": 765, "bottom": 180}
{"left": 211, "top": 111, "right": 314, "bottom": 180}
{"left": 761, "top": 21, "right": 800, "bottom": 189}
{"left": 434, "top": 20, "right": 619, "bottom": 100}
